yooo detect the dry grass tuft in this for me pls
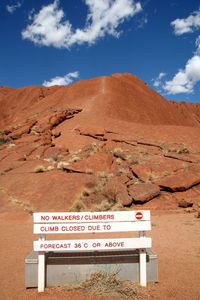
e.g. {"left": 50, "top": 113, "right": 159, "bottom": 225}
{"left": 34, "top": 165, "right": 46, "bottom": 173}
{"left": 146, "top": 171, "right": 158, "bottom": 182}
{"left": 66, "top": 271, "right": 148, "bottom": 299}
{"left": 69, "top": 198, "right": 87, "bottom": 212}
{"left": 163, "top": 145, "right": 190, "bottom": 155}
{"left": 176, "top": 146, "right": 190, "bottom": 154}
{"left": 183, "top": 163, "right": 190, "bottom": 172}
{"left": 96, "top": 198, "right": 117, "bottom": 211}
{"left": 47, "top": 165, "right": 54, "bottom": 171}
{"left": 0, "top": 131, "right": 9, "bottom": 145}
{"left": 112, "top": 148, "right": 127, "bottom": 160}
{"left": 163, "top": 171, "right": 173, "bottom": 177}
{"left": 9, "top": 196, "right": 34, "bottom": 214}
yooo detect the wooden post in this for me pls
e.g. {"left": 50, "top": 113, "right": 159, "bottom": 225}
{"left": 139, "top": 249, "right": 147, "bottom": 286}
{"left": 139, "top": 231, "right": 147, "bottom": 287}
{"left": 38, "top": 235, "right": 45, "bottom": 292}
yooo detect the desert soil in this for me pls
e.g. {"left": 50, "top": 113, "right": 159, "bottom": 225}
{"left": 0, "top": 210, "right": 199, "bottom": 300}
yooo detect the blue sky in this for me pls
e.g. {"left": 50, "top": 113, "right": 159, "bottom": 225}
{"left": 0, "top": 0, "right": 200, "bottom": 103}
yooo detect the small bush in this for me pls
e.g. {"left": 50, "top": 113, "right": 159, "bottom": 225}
{"left": 147, "top": 171, "right": 158, "bottom": 182}
{"left": 163, "top": 145, "right": 190, "bottom": 154}
{"left": 0, "top": 134, "right": 9, "bottom": 145}
{"left": 98, "top": 171, "right": 113, "bottom": 180}
{"left": 30, "top": 125, "right": 39, "bottom": 134}
{"left": 47, "top": 165, "right": 54, "bottom": 171}
{"left": 183, "top": 163, "right": 189, "bottom": 172}
{"left": 96, "top": 199, "right": 115, "bottom": 211}
{"left": 112, "top": 148, "right": 127, "bottom": 160}
{"left": 88, "top": 142, "right": 101, "bottom": 155}
{"left": 177, "top": 146, "right": 190, "bottom": 154}
{"left": 195, "top": 210, "right": 200, "bottom": 219}
{"left": 163, "top": 148, "right": 177, "bottom": 153}
{"left": 69, "top": 154, "right": 81, "bottom": 163}
{"left": 57, "top": 161, "right": 69, "bottom": 170}
{"left": 163, "top": 171, "right": 173, "bottom": 177}
{"left": 34, "top": 165, "right": 45, "bottom": 173}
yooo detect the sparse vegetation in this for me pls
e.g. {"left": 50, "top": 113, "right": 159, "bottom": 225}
{"left": 183, "top": 163, "right": 190, "bottom": 172}
{"left": 177, "top": 146, "right": 190, "bottom": 154}
{"left": 163, "top": 145, "right": 190, "bottom": 155}
{"left": 96, "top": 198, "right": 117, "bottom": 211}
{"left": 69, "top": 154, "right": 82, "bottom": 163}
{"left": 30, "top": 125, "right": 39, "bottom": 134}
{"left": 0, "top": 131, "right": 9, "bottom": 145}
{"left": 34, "top": 165, "right": 45, "bottom": 173}
{"left": 66, "top": 271, "right": 146, "bottom": 299}
{"left": 66, "top": 143, "right": 101, "bottom": 165}
{"left": 9, "top": 196, "right": 34, "bottom": 214}
{"left": 96, "top": 198, "right": 124, "bottom": 211}
{"left": 112, "top": 148, "right": 139, "bottom": 165}
{"left": 69, "top": 198, "right": 87, "bottom": 212}
{"left": 47, "top": 165, "right": 54, "bottom": 171}
{"left": 88, "top": 142, "right": 101, "bottom": 155}
{"left": 126, "top": 155, "right": 139, "bottom": 165}
{"left": 57, "top": 161, "right": 68, "bottom": 170}
{"left": 44, "top": 154, "right": 63, "bottom": 163}
{"left": 195, "top": 210, "right": 200, "bottom": 218}
{"left": 112, "top": 147, "right": 127, "bottom": 160}
{"left": 147, "top": 171, "right": 158, "bottom": 182}
{"left": 163, "top": 171, "right": 173, "bottom": 177}
{"left": 162, "top": 148, "right": 177, "bottom": 153}
{"left": 98, "top": 171, "right": 114, "bottom": 180}
{"left": 116, "top": 157, "right": 123, "bottom": 165}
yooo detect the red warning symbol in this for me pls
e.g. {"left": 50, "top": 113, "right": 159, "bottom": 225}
{"left": 135, "top": 212, "right": 143, "bottom": 220}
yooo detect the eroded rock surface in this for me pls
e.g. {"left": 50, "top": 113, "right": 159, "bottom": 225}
{"left": 128, "top": 183, "right": 160, "bottom": 203}
{"left": 0, "top": 73, "right": 200, "bottom": 212}
{"left": 156, "top": 171, "right": 200, "bottom": 192}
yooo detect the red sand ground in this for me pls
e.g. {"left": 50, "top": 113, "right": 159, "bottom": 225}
{"left": 0, "top": 210, "right": 199, "bottom": 300}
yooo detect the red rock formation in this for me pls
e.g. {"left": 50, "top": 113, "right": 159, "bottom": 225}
{"left": 0, "top": 73, "right": 200, "bottom": 212}
{"left": 0, "top": 73, "right": 200, "bottom": 128}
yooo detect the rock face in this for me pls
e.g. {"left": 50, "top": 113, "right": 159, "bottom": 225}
{"left": 0, "top": 73, "right": 200, "bottom": 129}
{"left": 128, "top": 183, "right": 160, "bottom": 203}
{"left": 0, "top": 73, "right": 200, "bottom": 212}
{"left": 157, "top": 171, "right": 200, "bottom": 192}
{"left": 178, "top": 200, "right": 193, "bottom": 208}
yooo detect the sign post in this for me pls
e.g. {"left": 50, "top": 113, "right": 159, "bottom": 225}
{"left": 38, "top": 235, "right": 45, "bottom": 292}
{"left": 33, "top": 211, "right": 152, "bottom": 291}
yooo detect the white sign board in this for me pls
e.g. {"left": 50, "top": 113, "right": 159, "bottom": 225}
{"left": 33, "top": 211, "right": 150, "bottom": 223}
{"left": 34, "top": 220, "right": 151, "bottom": 234}
{"left": 34, "top": 237, "right": 152, "bottom": 252}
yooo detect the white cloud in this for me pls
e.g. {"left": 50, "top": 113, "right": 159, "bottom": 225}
{"left": 22, "top": 0, "right": 142, "bottom": 48}
{"left": 162, "top": 10, "right": 200, "bottom": 94}
{"left": 43, "top": 71, "right": 79, "bottom": 87}
{"left": 164, "top": 53, "right": 200, "bottom": 94}
{"left": 196, "top": 35, "right": 200, "bottom": 54}
{"left": 152, "top": 72, "right": 166, "bottom": 88}
{"left": 171, "top": 8, "right": 200, "bottom": 35}
{"left": 6, "top": 2, "right": 22, "bottom": 14}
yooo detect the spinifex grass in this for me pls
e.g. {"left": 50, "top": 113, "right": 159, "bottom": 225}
{"left": 64, "top": 271, "right": 148, "bottom": 299}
